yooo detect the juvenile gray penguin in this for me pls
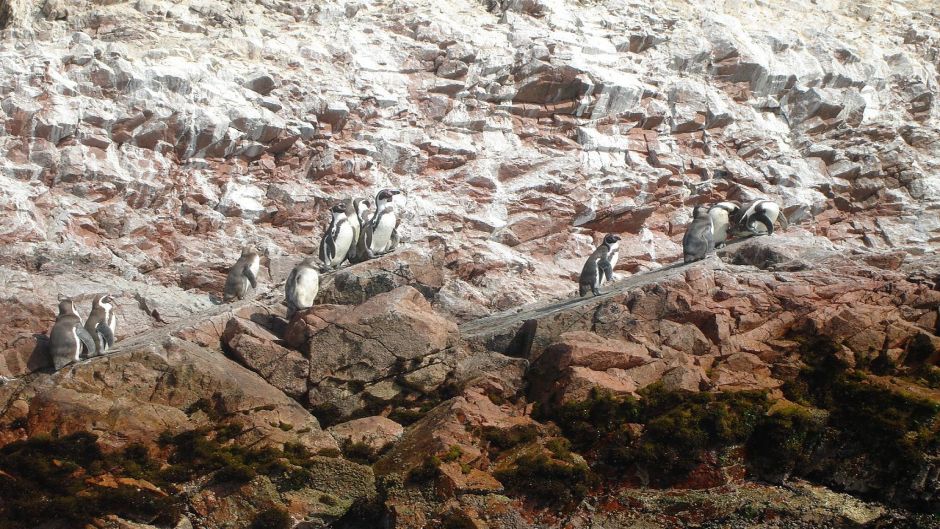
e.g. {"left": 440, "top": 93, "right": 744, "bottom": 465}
{"left": 318, "top": 202, "right": 355, "bottom": 269}
{"left": 579, "top": 233, "right": 622, "bottom": 297}
{"left": 223, "top": 247, "right": 260, "bottom": 302}
{"left": 344, "top": 198, "right": 371, "bottom": 264}
{"left": 48, "top": 298, "right": 96, "bottom": 371}
{"left": 683, "top": 205, "right": 715, "bottom": 263}
{"left": 735, "top": 199, "right": 788, "bottom": 236}
{"left": 285, "top": 257, "right": 320, "bottom": 318}
{"left": 708, "top": 201, "right": 740, "bottom": 248}
{"left": 83, "top": 293, "right": 116, "bottom": 356}
{"left": 357, "top": 188, "right": 402, "bottom": 261}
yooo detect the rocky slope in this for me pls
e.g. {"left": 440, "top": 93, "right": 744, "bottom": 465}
{"left": 0, "top": 0, "right": 939, "bottom": 527}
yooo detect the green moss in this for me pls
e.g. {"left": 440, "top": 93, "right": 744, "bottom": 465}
{"left": 747, "top": 404, "right": 826, "bottom": 480}
{"left": 552, "top": 387, "right": 641, "bottom": 454}
{"left": 0, "top": 432, "right": 179, "bottom": 529}
{"left": 442, "top": 445, "right": 463, "bottom": 462}
{"left": 494, "top": 451, "right": 596, "bottom": 510}
{"left": 551, "top": 386, "right": 768, "bottom": 484}
{"left": 407, "top": 456, "right": 441, "bottom": 484}
{"left": 480, "top": 424, "right": 539, "bottom": 453}
{"left": 250, "top": 507, "right": 291, "bottom": 529}
{"left": 342, "top": 441, "right": 377, "bottom": 465}
{"left": 387, "top": 407, "right": 426, "bottom": 426}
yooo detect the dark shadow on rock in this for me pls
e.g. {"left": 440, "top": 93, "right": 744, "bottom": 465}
{"left": 505, "top": 319, "right": 537, "bottom": 359}
{"left": 28, "top": 333, "right": 51, "bottom": 373}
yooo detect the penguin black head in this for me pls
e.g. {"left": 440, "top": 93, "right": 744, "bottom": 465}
{"left": 240, "top": 247, "right": 257, "bottom": 258}
{"left": 331, "top": 202, "right": 347, "bottom": 214}
{"left": 692, "top": 205, "right": 710, "bottom": 218}
{"left": 57, "top": 299, "right": 75, "bottom": 316}
{"left": 376, "top": 189, "right": 401, "bottom": 203}
{"left": 603, "top": 234, "right": 622, "bottom": 245}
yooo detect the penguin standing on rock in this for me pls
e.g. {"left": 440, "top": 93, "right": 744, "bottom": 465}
{"left": 708, "top": 201, "right": 740, "bottom": 248}
{"left": 285, "top": 257, "right": 320, "bottom": 319}
{"left": 48, "top": 299, "right": 96, "bottom": 371}
{"left": 683, "top": 205, "right": 715, "bottom": 263}
{"left": 579, "top": 233, "right": 622, "bottom": 297}
{"left": 358, "top": 188, "right": 402, "bottom": 260}
{"left": 735, "top": 199, "right": 788, "bottom": 236}
{"left": 318, "top": 202, "right": 355, "bottom": 270}
{"left": 344, "top": 198, "right": 371, "bottom": 264}
{"left": 223, "top": 247, "right": 260, "bottom": 302}
{"left": 83, "top": 294, "right": 116, "bottom": 356}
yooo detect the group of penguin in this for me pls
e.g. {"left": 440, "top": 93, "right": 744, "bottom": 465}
{"left": 578, "top": 198, "right": 786, "bottom": 296}
{"left": 222, "top": 187, "right": 404, "bottom": 315}
{"left": 47, "top": 295, "right": 118, "bottom": 371}
{"left": 45, "top": 188, "right": 783, "bottom": 373}
{"left": 45, "top": 188, "right": 404, "bottom": 373}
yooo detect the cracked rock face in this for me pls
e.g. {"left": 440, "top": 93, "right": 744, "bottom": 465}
{"left": 285, "top": 286, "right": 460, "bottom": 423}
{"left": 0, "top": 0, "right": 939, "bottom": 526}
{"left": 1, "top": 0, "right": 938, "bottom": 378}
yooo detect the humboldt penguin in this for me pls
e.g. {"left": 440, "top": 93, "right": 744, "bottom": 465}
{"left": 344, "top": 198, "right": 371, "bottom": 264}
{"left": 83, "top": 294, "right": 117, "bottom": 356}
{"left": 708, "top": 201, "right": 741, "bottom": 248}
{"left": 358, "top": 188, "right": 402, "bottom": 260}
{"left": 318, "top": 202, "right": 355, "bottom": 270}
{"left": 48, "top": 298, "right": 96, "bottom": 371}
{"left": 736, "top": 199, "right": 788, "bottom": 236}
{"left": 285, "top": 257, "right": 320, "bottom": 318}
{"left": 223, "top": 247, "right": 260, "bottom": 302}
{"left": 683, "top": 205, "right": 715, "bottom": 263}
{"left": 579, "top": 233, "right": 622, "bottom": 297}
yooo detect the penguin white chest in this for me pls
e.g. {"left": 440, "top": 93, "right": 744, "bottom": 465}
{"left": 371, "top": 212, "right": 397, "bottom": 253}
{"left": 71, "top": 327, "right": 81, "bottom": 361}
{"left": 293, "top": 268, "right": 320, "bottom": 309}
{"left": 607, "top": 243, "right": 620, "bottom": 274}
{"left": 249, "top": 256, "right": 260, "bottom": 279}
{"left": 332, "top": 223, "right": 354, "bottom": 265}
{"left": 710, "top": 209, "right": 730, "bottom": 242}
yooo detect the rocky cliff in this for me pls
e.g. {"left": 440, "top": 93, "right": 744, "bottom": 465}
{"left": 0, "top": 0, "right": 939, "bottom": 527}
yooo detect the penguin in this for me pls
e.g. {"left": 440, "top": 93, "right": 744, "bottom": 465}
{"left": 707, "top": 201, "right": 741, "bottom": 248}
{"left": 83, "top": 294, "right": 117, "bottom": 356}
{"left": 578, "top": 233, "right": 622, "bottom": 297}
{"left": 683, "top": 205, "right": 715, "bottom": 263}
{"left": 735, "top": 199, "right": 788, "bottom": 236}
{"left": 284, "top": 257, "right": 320, "bottom": 319}
{"left": 318, "top": 202, "right": 355, "bottom": 270}
{"left": 344, "top": 198, "right": 371, "bottom": 264}
{"left": 223, "top": 247, "right": 260, "bottom": 302}
{"left": 48, "top": 298, "right": 96, "bottom": 371}
{"left": 358, "top": 188, "right": 403, "bottom": 261}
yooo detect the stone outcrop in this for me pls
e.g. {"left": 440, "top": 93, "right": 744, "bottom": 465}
{"left": 1, "top": 0, "right": 939, "bottom": 526}
{"left": 0, "top": 337, "right": 337, "bottom": 453}
{"left": 283, "top": 286, "right": 460, "bottom": 423}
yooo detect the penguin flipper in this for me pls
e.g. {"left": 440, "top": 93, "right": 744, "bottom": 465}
{"left": 96, "top": 322, "right": 115, "bottom": 349}
{"left": 386, "top": 218, "right": 401, "bottom": 252}
{"left": 753, "top": 213, "right": 774, "bottom": 236}
{"left": 599, "top": 258, "right": 614, "bottom": 282}
{"left": 285, "top": 268, "right": 298, "bottom": 304}
{"left": 244, "top": 267, "right": 258, "bottom": 289}
{"left": 76, "top": 326, "right": 97, "bottom": 357}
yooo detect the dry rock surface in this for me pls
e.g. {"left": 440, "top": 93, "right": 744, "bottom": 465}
{"left": 0, "top": 0, "right": 939, "bottom": 527}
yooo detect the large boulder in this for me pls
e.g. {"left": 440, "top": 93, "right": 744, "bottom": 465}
{"left": 285, "top": 286, "right": 460, "bottom": 424}
{"left": 0, "top": 338, "right": 337, "bottom": 453}
{"left": 528, "top": 331, "right": 707, "bottom": 410}
{"left": 317, "top": 248, "right": 446, "bottom": 305}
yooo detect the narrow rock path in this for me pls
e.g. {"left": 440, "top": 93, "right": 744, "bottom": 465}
{"left": 459, "top": 238, "right": 752, "bottom": 339}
